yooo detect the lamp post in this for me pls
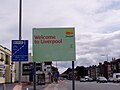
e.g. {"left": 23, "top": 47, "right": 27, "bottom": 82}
{"left": 19, "top": 0, "right": 22, "bottom": 85}
{"left": 101, "top": 54, "right": 109, "bottom": 62}
{"left": 101, "top": 54, "right": 109, "bottom": 79}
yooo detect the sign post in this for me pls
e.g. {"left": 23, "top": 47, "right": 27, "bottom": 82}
{"left": 33, "top": 62, "right": 36, "bottom": 90}
{"left": 12, "top": 40, "right": 28, "bottom": 88}
{"left": 33, "top": 28, "right": 76, "bottom": 90}
{"left": 72, "top": 61, "right": 75, "bottom": 90}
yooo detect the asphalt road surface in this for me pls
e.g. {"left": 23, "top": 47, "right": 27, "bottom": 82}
{"left": 42, "top": 80, "right": 120, "bottom": 90}
{"left": 76, "top": 81, "right": 120, "bottom": 90}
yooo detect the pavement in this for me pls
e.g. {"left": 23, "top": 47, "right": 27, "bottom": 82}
{"left": 41, "top": 80, "right": 67, "bottom": 90}
{"left": 0, "top": 81, "right": 65, "bottom": 90}
{"left": 0, "top": 83, "right": 48, "bottom": 90}
{"left": 26, "top": 82, "right": 64, "bottom": 90}
{"left": 22, "top": 84, "right": 48, "bottom": 90}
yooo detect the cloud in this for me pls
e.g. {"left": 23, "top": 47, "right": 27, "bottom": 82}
{"left": 76, "top": 31, "right": 120, "bottom": 67}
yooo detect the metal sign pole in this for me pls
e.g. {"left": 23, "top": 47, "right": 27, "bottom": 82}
{"left": 33, "top": 62, "right": 36, "bottom": 90}
{"left": 72, "top": 61, "right": 75, "bottom": 90}
{"left": 19, "top": 0, "right": 22, "bottom": 84}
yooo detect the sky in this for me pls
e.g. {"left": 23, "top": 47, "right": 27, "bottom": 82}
{"left": 1, "top": 0, "right": 120, "bottom": 73}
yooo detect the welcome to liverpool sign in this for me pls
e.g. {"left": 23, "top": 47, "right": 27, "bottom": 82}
{"left": 33, "top": 28, "right": 76, "bottom": 62}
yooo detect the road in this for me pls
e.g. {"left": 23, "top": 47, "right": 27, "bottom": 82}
{"left": 42, "top": 80, "right": 120, "bottom": 90}
{"left": 0, "top": 81, "right": 120, "bottom": 90}
{"left": 76, "top": 81, "right": 120, "bottom": 90}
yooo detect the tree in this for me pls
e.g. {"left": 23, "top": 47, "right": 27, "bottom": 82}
{"left": 75, "top": 66, "right": 88, "bottom": 79}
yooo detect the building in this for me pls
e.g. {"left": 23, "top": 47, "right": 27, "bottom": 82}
{"left": 88, "top": 65, "right": 97, "bottom": 80}
{"left": 111, "top": 58, "right": 120, "bottom": 73}
{"left": 0, "top": 45, "right": 15, "bottom": 83}
{"left": 15, "top": 53, "right": 52, "bottom": 84}
{"left": 88, "top": 62, "right": 110, "bottom": 80}
{"left": 88, "top": 58, "right": 120, "bottom": 80}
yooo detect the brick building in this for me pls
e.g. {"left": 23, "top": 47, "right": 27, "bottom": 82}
{"left": 88, "top": 58, "right": 120, "bottom": 80}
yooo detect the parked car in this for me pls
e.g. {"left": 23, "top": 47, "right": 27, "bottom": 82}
{"left": 84, "top": 76, "right": 93, "bottom": 82}
{"left": 80, "top": 78, "right": 86, "bottom": 82}
{"left": 96, "top": 77, "right": 107, "bottom": 83}
{"left": 108, "top": 77, "right": 113, "bottom": 82}
{"left": 88, "top": 78, "right": 94, "bottom": 82}
{"left": 113, "top": 73, "right": 120, "bottom": 83}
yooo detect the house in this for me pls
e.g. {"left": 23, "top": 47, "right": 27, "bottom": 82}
{"left": 0, "top": 45, "right": 15, "bottom": 83}
{"left": 88, "top": 58, "right": 120, "bottom": 80}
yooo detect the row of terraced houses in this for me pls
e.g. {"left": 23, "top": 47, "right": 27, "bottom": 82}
{"left": 88, "top": 58, "right": 120, "bottom": 80}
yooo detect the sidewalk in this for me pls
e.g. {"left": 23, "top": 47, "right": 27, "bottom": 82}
{"left": 22, "top": 80, "right": 66, "bottom": 90}
{"left": 22, "top": 84, "right": 48, "bottom": 90}
{"left": 0, "top": 83, "right": 48, "bottom": 90}
{"left": 0, "top": 81, "right": 66, "bottom": 90}
{"left": 42, "top": 80, "right": 67, "bottom": 90}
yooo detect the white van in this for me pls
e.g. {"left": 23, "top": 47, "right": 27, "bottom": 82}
{"left": 113, "top": 73, "right": 120, "bottom": 83}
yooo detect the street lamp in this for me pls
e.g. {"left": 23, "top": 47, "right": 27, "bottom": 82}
{"left": 19, "top": 0, "right": 22, "bottom": 84}
{"left": 101, "top": 54, "right": 109, "bottom": 79}
{"left": 101, "top": 54, "right": 109, "bottom": 62}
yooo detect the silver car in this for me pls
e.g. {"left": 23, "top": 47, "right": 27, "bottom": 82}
{"left": 80, "top": 78, "right": 86, "bottom": 82}
{"left": 96, "top": 77, "right": 107, "bottom": 83}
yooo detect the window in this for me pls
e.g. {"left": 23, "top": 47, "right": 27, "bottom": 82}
{"left": 113, "top": 65, "right": 116, "bottom": 70}
{"left": 0, "top": 69, "right": 4, "bottom": 77}
{"left": 44, "top": 69, "right": 46, "bottom": 71}
{"left": 0, "top": 53, "right": 4, "bottom": 61}
{"left": 119, "top": 63, "right": 120, "bottom": 69}
{"left": 5, "top": 55, "right": 9, "bottom": 64}
{"left": 116, "top": 75, "right": 120, "bottom": 78}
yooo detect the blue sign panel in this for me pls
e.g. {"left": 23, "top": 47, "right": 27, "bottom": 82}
{"left": 12, "top": 40, "right": 28, "bottom": 61}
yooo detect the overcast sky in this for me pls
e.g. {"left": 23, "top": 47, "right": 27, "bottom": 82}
{"left": 1, "top": 0, "right": 120, "bottom": 73}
